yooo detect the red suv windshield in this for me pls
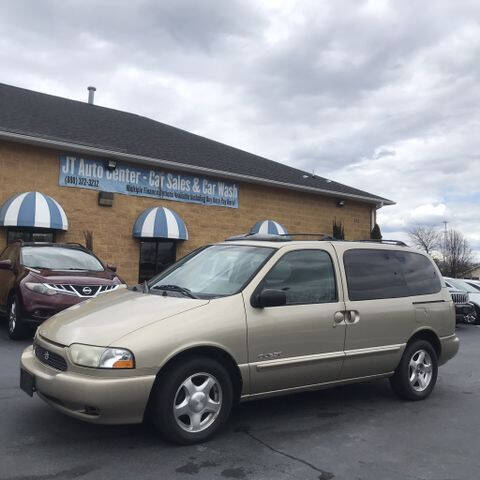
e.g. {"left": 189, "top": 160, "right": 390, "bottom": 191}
{"left": 21, "top": 246, "right": 104, "bottom": 271}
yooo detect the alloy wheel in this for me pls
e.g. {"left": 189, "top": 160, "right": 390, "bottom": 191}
{"left": 173, "top": 372, "right": 223, "bottom": 433}
{"left": 408, "top": 349, "right": 433, "bottom": 392}
{"left": 8, "top": 300, "right": 16, "bottom": 334}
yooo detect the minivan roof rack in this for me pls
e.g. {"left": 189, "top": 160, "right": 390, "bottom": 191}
{"left": 225, "top": 233, "right": 408, "bottom": 246}
{"left": 225, "top": 233, "right": 335, "bottom": 242}
{"left": 357, "top": 239, "right": 408, "bottom": 246}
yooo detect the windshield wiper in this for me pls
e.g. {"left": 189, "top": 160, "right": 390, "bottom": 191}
{"left": 152, "top": 284, "right": 197, "bottom": 299}
{"left": 143, "top": 280, "right": 150, "bottom": 294}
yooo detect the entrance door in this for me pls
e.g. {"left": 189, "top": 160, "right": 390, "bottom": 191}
{"left": 139, "top": 240, "right": 176, "bottom": 283}
{"left": 243, "top": 246, "right": 347, "bottom": 395}
{"left": 7, "top": 228, "right": 55, "bottom": 244}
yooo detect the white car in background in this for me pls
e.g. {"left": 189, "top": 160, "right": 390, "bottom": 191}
{"left": 464, "top": 279, "right": 480, "bottom": 291}
{"left": 444, "top": 277, "right": 480, "bottom": 325}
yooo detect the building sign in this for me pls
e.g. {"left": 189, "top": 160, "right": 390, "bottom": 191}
{"left": 59, "top": 154, "right": 239, "bottom": 208}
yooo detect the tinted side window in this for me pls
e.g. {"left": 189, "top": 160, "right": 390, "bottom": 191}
{"left": 398, "top": 251, "right": 441, "bottom": 295}
{"left": 344, "top": 249, "right": 441, "bottom": 301}
{"left": 262, "top": 249, "right": 337, "bottom": 305}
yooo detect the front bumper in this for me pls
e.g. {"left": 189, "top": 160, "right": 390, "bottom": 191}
{"left": 439, "top": 334, "right": 460, "bottom": 366}
{"left": 21, "top": 346, "right": 156, "bottom": 425}
{"left": 21, "top": 292, "right": 84, "bottom": 325}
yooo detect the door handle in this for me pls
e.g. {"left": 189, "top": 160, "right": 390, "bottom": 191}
{"left": 346, "top": 310, "right": 360, "bottom": 324}
{"left": 333, "top": 311, "right": 345, "bottom": 327}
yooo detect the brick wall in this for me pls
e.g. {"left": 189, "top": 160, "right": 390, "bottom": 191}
{"left": 0, "top": 140, "right": 374, "bottom": 284}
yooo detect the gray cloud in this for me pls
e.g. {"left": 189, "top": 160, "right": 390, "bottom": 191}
{"left": 1, "top": 0, "right": 479, "bottom": 257}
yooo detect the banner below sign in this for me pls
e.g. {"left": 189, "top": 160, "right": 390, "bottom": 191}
{"left": 58, "top": 155, "right": 239, "bottom": 208}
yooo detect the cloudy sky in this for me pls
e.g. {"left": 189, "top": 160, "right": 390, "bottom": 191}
{"left": 1, "top": 0, "right": 479, "bottom": 257}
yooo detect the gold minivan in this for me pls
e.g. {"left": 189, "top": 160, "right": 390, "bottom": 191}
{"left": 20, "top": 237, "right": 459, "bottom": 444}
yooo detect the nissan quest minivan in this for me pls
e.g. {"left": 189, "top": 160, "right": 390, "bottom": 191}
{"left": 20, "top": 236, "right": 459, "bottom": 444}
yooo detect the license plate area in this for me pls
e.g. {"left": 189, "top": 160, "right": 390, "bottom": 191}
{"left": 20, "top": 369, "right": 36, "bottom": 397}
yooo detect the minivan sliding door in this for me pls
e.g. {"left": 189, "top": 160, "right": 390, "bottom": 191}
{"left": 336, "top": 247, "right": 415, "bottom": 380}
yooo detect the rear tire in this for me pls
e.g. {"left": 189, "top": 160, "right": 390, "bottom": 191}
{"left": 390, "top": 340, "right": 438, "bottom": 401}
{"left": 7, "top": 294, "right": 29, "bottom": 340}
{"left": 149, "top": 356, "right": 234, "bottom": 445}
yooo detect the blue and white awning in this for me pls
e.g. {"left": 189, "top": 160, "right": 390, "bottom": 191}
{"left": 250, "top": 220, "right": 288, "bottom": 235}
{"left": 0, "top": 192, "right": 68, "bottom": 231}
{"left": 133, "top": 207, "right": 188, "bottom": 240}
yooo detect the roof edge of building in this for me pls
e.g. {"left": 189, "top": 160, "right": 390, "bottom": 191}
{"left": 0, "top": 129, "right": 395, "bottom": 207}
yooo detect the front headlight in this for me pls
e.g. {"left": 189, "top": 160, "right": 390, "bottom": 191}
{"left": 69, "top": 344, "right": 135, "bottom": 369}
{"left": 25, "top": 282, "right": 57, "bottom": 296}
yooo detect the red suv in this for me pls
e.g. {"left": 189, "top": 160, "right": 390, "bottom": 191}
{"left": 0, "top": 242, "right": 125, "bottom": 339}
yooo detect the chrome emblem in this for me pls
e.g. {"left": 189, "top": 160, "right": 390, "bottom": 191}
{"left": 257, "top": 351, "right": 282, "bottom": 360}
{"left": 43, "top": 351, "right": 50, "bottom": 361}
{"left": 82, "top": 287, "right": 92, "bottom": 295}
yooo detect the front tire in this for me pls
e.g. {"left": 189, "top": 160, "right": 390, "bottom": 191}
{"left": 7, "top": 294, "right": 29, "bottom": 340}
{"left": 390, "top": 340, "right": 438, "bottom": 401}
{"left": 473, "top": 305, "right": 480, "bottom": 325}
{"left": 150, "top": 356, "right": 234, "bottom": 445}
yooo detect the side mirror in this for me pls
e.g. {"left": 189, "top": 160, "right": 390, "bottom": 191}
{"left": 107, "top": 263, "right": 117, "bottom": 272}
{"left": 0, "top": 259, "right": 13, "bottom": 271}
{"left": 251, "top": 288, "right": 287, "bottom": 308}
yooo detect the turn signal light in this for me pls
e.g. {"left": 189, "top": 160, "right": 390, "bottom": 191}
{"left": 113, "top": 359, "right": 135, "bottom": 369}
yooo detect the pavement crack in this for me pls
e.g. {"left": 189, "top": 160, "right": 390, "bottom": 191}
{"left": 238, "top": 427, "right": 334, "bottom": 480}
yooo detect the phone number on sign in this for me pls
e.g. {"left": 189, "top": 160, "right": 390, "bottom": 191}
{"left": 64, "top": 176, "right": 100, "bottom": 188}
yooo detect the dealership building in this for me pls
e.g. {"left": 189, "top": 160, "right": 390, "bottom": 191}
{"left": 0, "top": 83, "right": 393, "bottom": 284}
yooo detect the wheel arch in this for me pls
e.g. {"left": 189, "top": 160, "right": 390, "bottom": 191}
{"left": 6, "top": 287, "right": 18, "bottom": 311}
{"left": 7, "top": 288, "right": 16, "bottom": 303}
{"left": 144, "top": 344, "right": 244, "bottom": 419}
{"left": 407, "top": 328, "right": 442, "bottom": 358}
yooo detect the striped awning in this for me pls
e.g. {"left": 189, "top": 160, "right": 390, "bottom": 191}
{"left": 250, "top": 220, "right": 288, "bottom": 236}
{"left": 0, "top": 192, "right": 68, "bottom": 231}
{"left": 133, "top": 207, "right": 188, "bottom": 240}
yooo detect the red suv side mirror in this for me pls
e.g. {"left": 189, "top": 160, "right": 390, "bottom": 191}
{"left": 107, "top": 263, "right": 117, "bottom": 272}
{"left": 0, "top": 259, "right": 13, "bottom": 270}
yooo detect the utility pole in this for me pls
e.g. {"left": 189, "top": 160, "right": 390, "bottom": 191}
{"left": 442, "top": 221, "right": 448, "bottom": 263}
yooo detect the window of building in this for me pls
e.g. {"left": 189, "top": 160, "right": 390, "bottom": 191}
{"left": 7, "top": 228, "right": 55, "bottom": 244}
{"left": 343, "top": 249, "right": 441, "bottom": 301}
{"left": 261, "top": 249, "right": 337, "bottom": 305}
{"left": 139, "top": 239, "right": 177, "bottom": 283}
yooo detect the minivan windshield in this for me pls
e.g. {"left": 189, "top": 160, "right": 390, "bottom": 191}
{"left": 148, "top": 244, "right": 275, "bottom": 298}
{"left": 21, "top": 246, "right": 104, "bottom": 271}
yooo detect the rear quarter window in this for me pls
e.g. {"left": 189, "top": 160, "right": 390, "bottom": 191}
{"left": 343, "top": 249, "right": 441, "bottom": 301}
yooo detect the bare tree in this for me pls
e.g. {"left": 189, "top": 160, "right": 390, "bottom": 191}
{"left": 83, "top": 230, "right": 94, "bottom": 252}
{"left": 407, "top": 225, "right": 441, "bottom": 255}
{"left": 438, "top": 229, "right": 474, "bottom": 277}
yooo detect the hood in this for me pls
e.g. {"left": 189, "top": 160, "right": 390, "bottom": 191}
{"left": 38, "top": 288, "right": 209, "bottom": 346}
{"left": 25, "top": 267, "right": 119, "bottom": 284}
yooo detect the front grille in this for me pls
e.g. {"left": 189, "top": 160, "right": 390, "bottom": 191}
{"left": 35, "top": 345, "right": 68, "bottom": 371}
{"left": 451, "top": 292, "right": 468, "bottom": 304}
{"left": 45, "top": 284, "right": 118, "bottom": 297}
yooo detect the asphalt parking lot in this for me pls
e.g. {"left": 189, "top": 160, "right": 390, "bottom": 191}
{"left": 1, "top": 324, "right": 479, "bottom": 480}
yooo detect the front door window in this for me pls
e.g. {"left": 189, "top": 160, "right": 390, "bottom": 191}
{"left": 139, "top": 240, "right": 176, "bottom": 283}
